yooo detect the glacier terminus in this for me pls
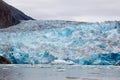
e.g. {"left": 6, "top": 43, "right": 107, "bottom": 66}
{"left": 0, "top": 20, "right": 120, "bottom": 65}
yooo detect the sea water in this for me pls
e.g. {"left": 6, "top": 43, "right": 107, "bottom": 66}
{"left": 0, "top": 64, "right": 120, "bottom": 80}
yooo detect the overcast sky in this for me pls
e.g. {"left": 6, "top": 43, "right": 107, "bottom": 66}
{"left": 4, "top": 0, "right": 120, "bottom": 22}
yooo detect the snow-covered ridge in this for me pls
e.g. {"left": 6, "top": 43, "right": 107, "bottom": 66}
{"left": 0, "top": 20, "right": 120, "bottom": 65}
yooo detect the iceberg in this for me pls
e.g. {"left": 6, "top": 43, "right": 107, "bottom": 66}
{"left": 0, "top": 20, "right": 120, "bottom": 65}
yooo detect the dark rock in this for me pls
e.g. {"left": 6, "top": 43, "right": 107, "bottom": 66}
{"left": 0, "top": 0, "right": 33, "bottom": 28}
{"left": 0, "top": 56, "right": 11, "bottom": 64}
{"left": 115, "top": 61, "right": 120, "bottom": 66}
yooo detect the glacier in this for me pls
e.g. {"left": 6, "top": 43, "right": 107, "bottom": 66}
{"left": 0, "top": 20, "right": 120, "bottom": 65}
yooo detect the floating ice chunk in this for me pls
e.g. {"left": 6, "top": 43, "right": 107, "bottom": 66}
{"left": 51, "top": 60, "right": 75, "bottom": 65}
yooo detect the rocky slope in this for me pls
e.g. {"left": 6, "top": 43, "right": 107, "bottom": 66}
{"left": 0, "top": 56, "right": 11, "bottom": 64}
{"left": 0, "top": 0, "right": 33, "bottom": 28}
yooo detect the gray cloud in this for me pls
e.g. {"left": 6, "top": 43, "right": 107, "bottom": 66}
{"left": 4, "top": 0, "right": 120, "bottom": 22}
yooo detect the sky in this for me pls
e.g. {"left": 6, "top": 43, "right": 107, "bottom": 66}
{"left": 4, "top": 0, "right": 120, "bottom": 22}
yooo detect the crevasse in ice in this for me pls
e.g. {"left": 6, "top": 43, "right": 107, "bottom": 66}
{"left": 0, "top": 20, "right": 120, "bottom": 65}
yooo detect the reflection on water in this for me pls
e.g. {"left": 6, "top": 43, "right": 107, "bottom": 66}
{"left": 0, "top": 65, "right": 120, "bottom": 80}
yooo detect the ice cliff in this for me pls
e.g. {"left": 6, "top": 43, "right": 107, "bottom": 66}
{"left": 0, "top": 20, "right": 120, "bottom": 65}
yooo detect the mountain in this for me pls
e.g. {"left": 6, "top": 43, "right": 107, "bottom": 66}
{"left": 0, "top": 20, "right": 120, "bottom": 65}
{"left": 0, "top": 0, "right": 33, "bottom": 28}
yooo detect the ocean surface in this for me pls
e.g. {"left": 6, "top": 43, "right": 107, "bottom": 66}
{"left": 0, "top": 64, "right": 120, "bottom": 80}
